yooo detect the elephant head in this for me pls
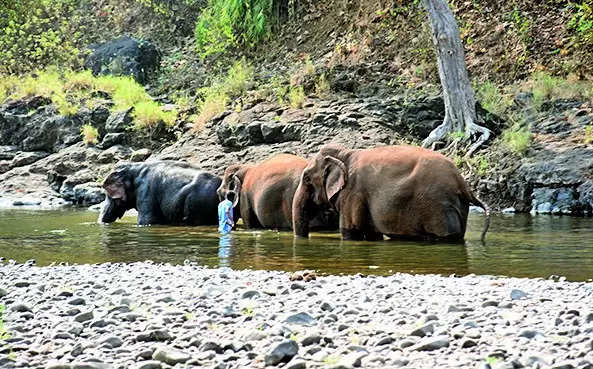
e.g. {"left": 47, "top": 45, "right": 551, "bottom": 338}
{"left": 98, "top": 165, "right": 134, "bottom": 224}
{"left": 216, "top": 164, "right": 242, "bottom": 208}
{"left": 292, "top": 145, "right": 348, "bottom": 237}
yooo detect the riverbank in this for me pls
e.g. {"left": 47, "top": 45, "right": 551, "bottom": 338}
{"left": 2, "top": 262, "right": 593, "bottom": 369}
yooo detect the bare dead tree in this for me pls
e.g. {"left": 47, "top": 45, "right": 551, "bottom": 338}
{"left": 422, "top": 0, "right": 491, "bottom": 156}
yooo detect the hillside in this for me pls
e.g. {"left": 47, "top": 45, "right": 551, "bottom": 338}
{"left": 1, "top": 0, "right": 593, "bottom": 214}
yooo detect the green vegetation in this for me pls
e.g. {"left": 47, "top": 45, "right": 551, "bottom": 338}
{"left": 0, "top": 69, "right": 176, "bottom": 129}
{"left": 315, "top": 74, "right": 331, "bottom": 97}
{"left": 476, "top": 81, "right": 513, "bottom": 117}
{"left": 80, "top": 124, "right": 99, "bottom": 145}
{"left": 288, "top": 86, "right": 305, "bottom": 109}
{"left": 503, "top": 114, "right": 531, "bottom": 155}
{"left": 194, "top": 0, "right": 277, "bottom": 58}
{"left": 0, "top": 0, "right": 84, "bottom": 74}
{"left": 510, "top": 9, "right": 532, "bottom": 45}
{"left": 194, "top": 59, "right": 253, "bottom": 130}
{"left": 0, "top": 305, "right": 11, "bottom": 341}
{"left": 568, "top": 1, "right": 593, "bottom": 48}
{"left": 530, "top": 72, "right": 593, "bottom": 109}
{"left": 133, "top": 101, "right": 177, "bottom": 129}
{"left": 195, "top": 88, "right": 229, "bottom": 130}
{"left": 585, "top": 125, "right": 593, "bottom": 144}
{"left": 225, "top": 59, "right": 255, "bottom": 96}
{"left": 468, "top": 154, "right": 491, "bottom": 176}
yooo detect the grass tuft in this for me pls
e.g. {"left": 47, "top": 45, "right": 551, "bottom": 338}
{"left": 195, "top": 88, "right": 228, "bottom": 130}
{"left": 0, "top": 69, "right": 176, "bottom": 130}
{"left": 80, "top": 124, "right": 99, "bottom": 145}
{"left": 476, "top": 81, "right": 513, "bottom": 117}
{"left": 288, "top": 85, "right": 305, "bottom": 109}
{"left": 503, "top": 113, "right": 531, "bottom": 155}
{"left": 133, "top": 100, "right": 177, "bottom": 129}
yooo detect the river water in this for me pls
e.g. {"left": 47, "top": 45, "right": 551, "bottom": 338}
{"left": 0, "top": 209, "right": 592, "bottom": 280}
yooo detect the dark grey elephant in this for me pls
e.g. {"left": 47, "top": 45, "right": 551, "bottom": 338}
{"left": 98, "top": 161, "right": 221, "bottom": 225}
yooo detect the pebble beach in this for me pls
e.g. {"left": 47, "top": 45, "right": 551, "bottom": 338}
{"left": 2, "top": 261, "right": 593, "bottom": 369}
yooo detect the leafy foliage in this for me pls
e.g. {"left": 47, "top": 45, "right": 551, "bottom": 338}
{"left": 194, "top": 0, "right": 279, "bottom": 58}
{"left": 193, "top": 59, "right": 253, "bottom": 129}
{"left": 568, "top": 1, "right": 593, "bottom": 48}
{"left": 476, "top": 81, "right": 513, "bottom": 117}
{"left": 0, "top": 0, "right": 85, "bottom": 74}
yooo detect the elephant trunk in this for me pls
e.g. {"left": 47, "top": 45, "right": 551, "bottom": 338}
{"left": 292, "top": 183, "right": 310, "bottom": 238}
{"left": 230, "top": 175, "right": 241, "bottom": 208}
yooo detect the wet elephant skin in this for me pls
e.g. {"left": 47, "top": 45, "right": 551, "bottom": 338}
{"left": 99, "top": 161, "right": 221, "bottom": 226}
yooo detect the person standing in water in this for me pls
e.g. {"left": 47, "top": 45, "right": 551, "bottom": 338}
{"left": 218, "top": 191, "right": 235, "bottom": 234}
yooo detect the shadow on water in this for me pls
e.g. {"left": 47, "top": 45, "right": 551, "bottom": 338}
{"left": 1, "top": 209, "right": 593, "bottom": 280}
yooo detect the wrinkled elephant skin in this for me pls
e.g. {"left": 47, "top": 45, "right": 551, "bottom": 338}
{"left": 98, "top": 161, "right": 221, "bottom": 226}
{"left": 292, "top": 145, "right": 490, "bottom": 241}
{"left": 218, "top": 154, "right": 337, "bottom": 230}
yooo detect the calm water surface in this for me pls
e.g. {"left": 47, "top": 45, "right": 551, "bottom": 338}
{"left": 0, "top": 209, "right": 592, "bottom": 280}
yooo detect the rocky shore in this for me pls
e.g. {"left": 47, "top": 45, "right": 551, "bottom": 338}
{"left": 2, "top": 261, "right": 593, "bottom": 369}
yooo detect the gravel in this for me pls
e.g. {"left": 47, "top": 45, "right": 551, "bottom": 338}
{"left": 1, "top": 261, "right": 593, "bottom": 368}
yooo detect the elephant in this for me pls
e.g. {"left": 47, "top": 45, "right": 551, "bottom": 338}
{"left": 217, "top": 153, "right": 337, "bottom": 230}
{"left": 292, "top": 144, "right": 490, "bottom": 241}
{"left": 98, "top": 161, "right": 221, "bottom": 225}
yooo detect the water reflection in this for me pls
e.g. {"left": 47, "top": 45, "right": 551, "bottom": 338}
{"left": 0, "top": 209, "right": 593, "bottom": 280}
{"left": 218, "top": 234, "right": 233, "bottom": 268}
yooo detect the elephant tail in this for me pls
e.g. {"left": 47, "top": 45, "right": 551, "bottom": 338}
{"left": 470, "top": 193, "right": 490, "bottom": 242}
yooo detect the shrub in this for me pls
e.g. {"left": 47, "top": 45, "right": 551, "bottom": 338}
{"left": 503, "top": 114, "right": 531, "bottom": 155}
{"left": 1, "top": 68, "right": 175, "bottom": 127}
{"left": 530, "top": 72, "right": 593, "bottom": 109}
{"left": 585, "top": 125, "right": 593, "bottom": 145}
{"left": 195, "top": 88, "right": 229, "bottom": 129}
{"left": 0, "top": 0, "right": 84, "bottom": 74}
{"left": 476, "top": 81, "right": 512, "bottom": 117}
{"left": 64, "top": 70, "right": 96, "bottom": 92}
{"left": 194, "top": 0, "right": 277, "bottom": 58}
{"left": 567, "top": 1, "right": 593, "bottom": 48}
{"left": 225, "top": 59, "right": 254, "bottom": 97}
{"left": 315, "top": 74, "right": 331, "bottom": 97}
{"left": 288, "top": 85, "right": 305, "bottom": 109}
{"left": 134, "top": 100, "right": 177, "bottom": 129}
{"left": 80, "top": 124, "right": 99, "bottom": 145}
{"left": 109, "top": 77, "right": 150, "bottom": 111}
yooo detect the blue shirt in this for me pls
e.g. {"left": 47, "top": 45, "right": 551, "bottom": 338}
{"left": 218, "top": 199, "right": 234, "bottom": 234}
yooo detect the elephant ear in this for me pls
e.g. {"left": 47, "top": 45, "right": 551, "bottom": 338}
{"left": 102, "top": 173, "right": 128, "bottom": 201}
{"left": 324, "top": 156, "right": 347, "bottom": 203}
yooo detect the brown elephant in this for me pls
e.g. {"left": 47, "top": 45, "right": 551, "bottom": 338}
{"left": 292, "top": 144, "right": 490, "bottom": 241}
{"left": 217, "top": 154, "right": 337, "bottom": 230}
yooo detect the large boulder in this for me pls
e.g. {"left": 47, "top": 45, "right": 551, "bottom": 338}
{"left": 84, "top": 36, "right": 161, "bottom": 84}
{"left": 0, "top": 105, "right": 86, "bottom": 153}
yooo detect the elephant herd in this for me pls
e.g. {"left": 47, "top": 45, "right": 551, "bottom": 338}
{"left": 98, "top": 144, "right": 490, "bottom": 241}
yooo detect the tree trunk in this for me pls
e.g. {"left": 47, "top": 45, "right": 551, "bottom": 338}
{"left": 422, "top": 0, "right": 491, "bottom": 156}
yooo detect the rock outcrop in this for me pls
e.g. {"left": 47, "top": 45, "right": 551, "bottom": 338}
{"left": 84, "top": 37, "right": 161, "bottom": 84}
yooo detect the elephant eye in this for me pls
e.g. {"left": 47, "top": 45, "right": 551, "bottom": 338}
{"left": 303, "top": 175, "right": 311, "bottom": 185}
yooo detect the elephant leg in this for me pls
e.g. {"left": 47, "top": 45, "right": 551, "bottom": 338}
{"left": 136, "top": 197, "right": 162, "bottom": 225}
{"left": 137, "top": 212, "right": 161, "bottom": 225}
{"left": 339, "top": 199, "right": 370, "bottom": 241}
{"left": 364, "top": 230, "right": 384, "bottom": 241}
{"left": 241, "top": 197, "right": 262, "bottom": 229}
{"left": 341, "top": 227, "right": 365, "bottom": 241}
